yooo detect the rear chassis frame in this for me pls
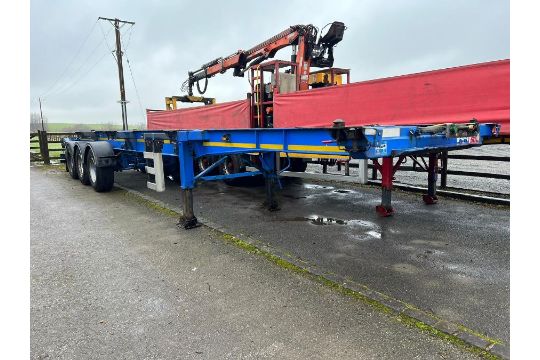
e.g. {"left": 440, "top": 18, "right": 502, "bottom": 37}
{"left": 63, "top": 122, "right": 500, "bottom": 229}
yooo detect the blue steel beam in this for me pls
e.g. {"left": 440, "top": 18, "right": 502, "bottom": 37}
{"left": 78, "top": 123, "right": 499, "bottom": 162}
{"left": 69, "top": 123, "right": 500, "bottom": 226}
{"left": 176, "top": 124, "right": 498, "bottom": 160}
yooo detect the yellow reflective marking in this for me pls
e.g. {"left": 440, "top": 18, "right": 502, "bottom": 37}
{"left": 260, "top": 143, "right": 283, "bottom": 150}
{"left": 203, "top": 141, "right": 256, "bottom": 148}
{"left": 280, "top": 152, "right": 349, "bottom": 160}
{"left": 288, "top": 144, "right": 344, "bottom": 153}
{"left": 203, "top": 142, "right": 345, "bottom": 154}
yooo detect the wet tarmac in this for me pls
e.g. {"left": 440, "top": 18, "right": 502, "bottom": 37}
{"left": 113, "top": 169, "right": 510, "bottom": 345}
{"left": 32, "top": 167, "right": 486, "bottom": 359}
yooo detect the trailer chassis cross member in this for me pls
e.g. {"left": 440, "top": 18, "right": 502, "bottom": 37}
{"left": 63, "top": 121, "right": 499, "bottom": 229}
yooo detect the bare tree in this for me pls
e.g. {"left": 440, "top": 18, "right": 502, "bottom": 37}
{"left": 30, "top": 112, "right": 47, "bottom": 132}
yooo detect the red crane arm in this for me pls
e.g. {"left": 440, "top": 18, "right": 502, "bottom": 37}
{"left": 204, "top": 27, "right": 303, "bottom": 78}
{"left": 184, "top": 25, "right": 316, "bottom": 95}
{"left": 183, "top": 22, "right": 345, "bottom": 95}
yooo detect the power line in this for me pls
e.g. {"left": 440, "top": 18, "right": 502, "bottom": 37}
{"left": 98, "top": 20, "right": 117, "bottom": 62}
{"left": 41, "top": 20, "right": 99, "bottom": 98}
{"left": 44, "top": 26, "right": 114, "bottom": 99}
{"left": 121, "top": 25, "right": 135, "bottom": 52}
{"left": 125, "top": 52, "right": 146, "bottom": 124}
{"left": 45, "top": 50, "right": 110, "bottom": 98}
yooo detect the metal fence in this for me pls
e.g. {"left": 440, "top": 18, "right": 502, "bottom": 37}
{"left": 308, "top": 147, "right": 510, "bottom": 203}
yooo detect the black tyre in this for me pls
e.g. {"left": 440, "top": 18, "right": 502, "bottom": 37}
{"left": 197, "top": 156, "right": 219, "bottom": 175}
{"left": 87, "top": 147, "right": 114, "bottom": 192}
{"left": 76, "top": 147, "right": 90, "bottom": 185}
{"left": 222, "top": 155, "right": 244, "bottom": 185}
{"left": 222, "top": 155, "right": 264, "bottom": 187}
{"left": 66, "top": 147, "right": 79, "bottom": 179}
{"left": 289, "top": 158, "right": 308, "bottom": 172}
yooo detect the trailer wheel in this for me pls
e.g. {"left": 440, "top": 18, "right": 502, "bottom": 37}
{"left": 222, "top": 155, "right": 263, "bottom": 186}
{"left": 222, "top": 155, "right": 243, "bottom": 185}
{"left": 289, "top": 158, "right": 308, "bottom": 172}
{"left": 87, "top": 147, "right": 114, "bottom": 192}
{"left": 197, "top": 156, "right": 219, "bottom": 175}
{"left": 76, "top": 147, "right": 90, "bottom": 185}
{"left": 66, "top": 148, "right": 79, "bottom": 180}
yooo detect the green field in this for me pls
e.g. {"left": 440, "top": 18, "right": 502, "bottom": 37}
{"left": 45, "top": 123, "right": 125, "bottom": 132}
{"left": 31, "top": 122, "right": 147, "bottom": 162}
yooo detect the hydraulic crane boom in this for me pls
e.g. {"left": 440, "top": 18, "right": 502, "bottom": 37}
{"left": 182, "top": 22, "right": 345, "bottom": 95}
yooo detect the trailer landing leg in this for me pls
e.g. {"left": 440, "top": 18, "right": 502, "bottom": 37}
{"left": 423, "top": 153, "right": 439, "bottom": 205}
{"left": 376, "top": 187, "right": 394, "bottom": 217}
{"left": 261, "top": 153, "right": 279, "bottom": 211}
{"left": 178, "top": 141, "right": 198, "bottom": 229}
{"left": 373, "top": 156, "right": 406, "bottom": 217}
{"left": 179, "top": 189, "right": 198, "bottom": 229}
{"left": 264, "top": 175, "right": 279, "bottom": 211}
{"left": 375, "top": 157, "right": 394, "bottom": 217}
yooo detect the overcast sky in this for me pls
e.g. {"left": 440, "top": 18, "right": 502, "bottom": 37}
{"left": 30, "top": 0, "right": 509, "bottom": 125}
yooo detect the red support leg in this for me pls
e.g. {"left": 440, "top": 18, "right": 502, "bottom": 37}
{"left": 423, "top": 152, "right": 439, "bottom": 205}
{"left": 375, "top": 157, "right": 394, "bottom": 217}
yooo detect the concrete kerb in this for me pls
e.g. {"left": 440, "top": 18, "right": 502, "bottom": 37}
{"left": 111, "top": 181, "right": 509, "bottom": 359}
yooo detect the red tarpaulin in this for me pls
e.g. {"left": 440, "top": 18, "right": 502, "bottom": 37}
{"left": 273, "top": 59, "right": 510, "bottom": 135}
{"left": 147, "top": 99, "right": 251, "bottom": 130}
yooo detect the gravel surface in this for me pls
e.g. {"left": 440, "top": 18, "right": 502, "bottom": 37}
{"left": 307, "top": 145, "right": 510, "bottom": 195}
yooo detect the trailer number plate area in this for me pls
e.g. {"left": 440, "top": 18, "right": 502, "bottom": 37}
{"left": 382, "top": 128, "right": 400, "bottom": 138}
{"left": 457, "top": 135, "right": 480, "bottom": 145}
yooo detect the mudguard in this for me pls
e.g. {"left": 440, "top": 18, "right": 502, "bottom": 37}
{"left": 83, "top": 141, "right": 116, "bottom": 168}
{"left": 63, "top": 140, "right": 76, "bottom": 158}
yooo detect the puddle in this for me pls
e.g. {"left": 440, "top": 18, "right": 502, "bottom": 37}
{"left": 303, "top": 184, "right": 334, "bottom": 190}
{"left": 276, "top": 215, "right": 383, "bottom": 240}
{"left": 365, "top": 230, "right": 382, "bottom": 239}
{"left": 308, "top": 216, "right": 348, "bottom": 225}
{"left": 333, "top": 189, "right": 352, "bottom": 194}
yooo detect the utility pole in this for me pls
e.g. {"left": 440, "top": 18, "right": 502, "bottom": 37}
{"left": 98, "top": 17, "right": 135, "bottom": 130}
{"left": 38, "top": 97, "right": 45, "bottom": 131}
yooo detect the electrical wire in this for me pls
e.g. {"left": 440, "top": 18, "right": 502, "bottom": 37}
{"left": 46, "top": 50, "right": 109, "bottom": 98}
{"left": 98, "top": 20, "right": 117, "bottom": 62}
{"left": 44, "top": 25, "right": 114, "bottom": 98}
{"left": 121, "top": 25, "right": 135, "bottom": 52}
{"left": 41, "top": 19, "right": 99, "bottom": 98}
{"left": 124, "top": 52, "right": 146, "bottom": 125}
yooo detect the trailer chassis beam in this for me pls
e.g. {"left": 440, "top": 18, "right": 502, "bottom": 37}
{"left": 66, "top": 122, "right": 500, "bottom": 229}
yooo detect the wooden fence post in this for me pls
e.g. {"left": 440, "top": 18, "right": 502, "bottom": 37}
{"left": 38, "top": 130, "right": 50, "bottom": 165}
